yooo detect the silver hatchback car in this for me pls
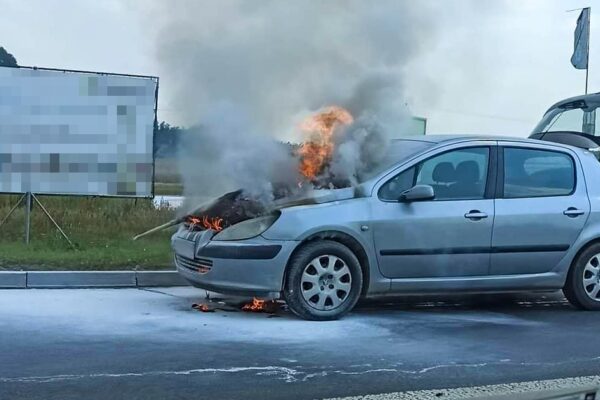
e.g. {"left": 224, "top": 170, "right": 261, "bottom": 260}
{"left": 174, "top": 120, "right": 600, "bottom": 320}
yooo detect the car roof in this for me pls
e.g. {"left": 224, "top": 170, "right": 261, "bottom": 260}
{"left": 394, "top": 134, "right": 589, "bottom": 154}
{"left": 543, "top": 92, "right": 600, "bottom": 114}
{"left": 395, "top": 134, "right": 540, "bottom": 144}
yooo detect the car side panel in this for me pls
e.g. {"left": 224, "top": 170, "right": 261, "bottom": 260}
{"left": 486, "top": 146, "right": 598, "bottom": 288}
{"left": 490, "top": 143, "right": 590, "bottom": 275}
{"left": 261, "top": 141, "right": 600, "bottom": 296}
{"left": 555, "top": 149, "right": 600, "bottom": 283}
{"left": 262, "top": 198, "right": 391, "bottom": 295}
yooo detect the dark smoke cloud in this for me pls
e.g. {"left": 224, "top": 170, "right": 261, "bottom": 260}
{"left": 141, "top": 1, "right": 472, "bottom": 205}
{"left": 149, "top": 1, "right": 436, "bottom": 130}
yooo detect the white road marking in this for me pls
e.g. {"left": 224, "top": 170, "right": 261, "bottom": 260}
{"left": 3, "top": 357, "right": 600, "bottom": 385}
{"left": 0, "top": 366, "right": 302, "bottom": 384}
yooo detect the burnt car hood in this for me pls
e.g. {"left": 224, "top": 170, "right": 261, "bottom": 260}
{"left": 272, "top": 187, "right": 357, "bottom": 209}
{"left": 184, "top": 186, "right": 359, "bottom": 230}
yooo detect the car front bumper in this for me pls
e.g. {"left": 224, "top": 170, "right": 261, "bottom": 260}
{"left": 171, "top": 226, "right": 298, "bottom": 298}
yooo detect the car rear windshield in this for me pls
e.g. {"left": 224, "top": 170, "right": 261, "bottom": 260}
{"left": 534, "top": 104, "right": 598, "bottom": 136}
{"left": 358, "top": 139, "right": 435, "bottom": 182}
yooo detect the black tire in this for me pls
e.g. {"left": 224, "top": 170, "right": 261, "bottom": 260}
{"left": 564, "top": 242, "right": 600, "bottom": 310}
{"left": 284, "top": 240, "right": 363, "bottom": 321}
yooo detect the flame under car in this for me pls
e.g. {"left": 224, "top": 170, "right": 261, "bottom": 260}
{"left": 174, "top": 115, "right": 600, "bottom": 320}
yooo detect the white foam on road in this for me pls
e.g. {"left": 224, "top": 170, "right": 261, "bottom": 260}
{"left": 0, "top": 287, "right": 392, "bottom": 343}
{"left": 4, "top": 359, "right": 600, "bottom": 390}
{"left": 0, "top": 287, "right": 562, "bottom": 347}
{"left": 2, "top": 288, "right": 600, "bottom": 397}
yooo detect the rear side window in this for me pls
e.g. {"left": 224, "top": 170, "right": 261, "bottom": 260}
{"left": 503, "top": 148, "right": 575, "bottom": 198}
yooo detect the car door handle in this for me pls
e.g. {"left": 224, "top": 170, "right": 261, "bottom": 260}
{"left": 563, "top": 207, "right": 585, "bottom": 217}
{"left": 464, "top": 210, "right": 488, "bottom": 220}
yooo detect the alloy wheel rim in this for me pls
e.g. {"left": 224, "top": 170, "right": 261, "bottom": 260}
{"left": 583, "top": 254, "right": 600, "bottom": 302}
{"left": 300, "top": 255, "right": 352, "bottom": 311}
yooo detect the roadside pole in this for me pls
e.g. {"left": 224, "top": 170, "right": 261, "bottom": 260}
{"left": 24, "top": 192, "right": 31, "bottom": 244}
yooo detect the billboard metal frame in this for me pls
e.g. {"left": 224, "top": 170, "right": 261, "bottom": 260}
{"left": 0, "top": 65, "right": 160, "bottom": 246}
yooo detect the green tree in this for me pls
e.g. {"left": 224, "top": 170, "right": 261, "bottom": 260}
{"left": 154, "top": 121, "right": 184, "bottom": 157}
{"left": 0, "top": 47, "right": 18, "bottom": 67}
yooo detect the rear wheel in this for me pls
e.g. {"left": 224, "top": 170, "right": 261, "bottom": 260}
{"left": 284, "top": 240, "right": 363, "bottom": 321}
{"left": 564, "top": 243, "right": 600, "bottom": 310}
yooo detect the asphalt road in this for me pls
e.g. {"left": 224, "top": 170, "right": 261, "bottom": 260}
{"left": 1, "top": 287, "right": 599, "bottom": 399}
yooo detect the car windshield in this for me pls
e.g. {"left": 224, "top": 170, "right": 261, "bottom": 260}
{"left": 533, "top": 103, "right": 598, "bottom": 136}
{"left": 357, "top": 139, "right": 435, "bottom": 182}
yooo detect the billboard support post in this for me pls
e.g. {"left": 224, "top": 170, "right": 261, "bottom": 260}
{"left": 31, "top": 194, "right": 76, "bottom": 250}
{"left": 0, "top": 193, "right": 75, "bottom": 249}
{"left": 24, "top": 192, "right": 31, "bottom": 244}
{"left": 0, "top": 193, "right": 26, "bottom": 229}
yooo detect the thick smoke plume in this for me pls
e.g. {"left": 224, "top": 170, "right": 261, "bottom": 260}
{"left": 145, "top": 1, "right": 441, "bottom": 207}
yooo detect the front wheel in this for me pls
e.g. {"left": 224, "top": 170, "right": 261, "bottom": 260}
{"left": 284, "top": 240, "right": 363, "bottom": 321}
{"left": 564, "top": 243, "right": 600, "bottom": 310}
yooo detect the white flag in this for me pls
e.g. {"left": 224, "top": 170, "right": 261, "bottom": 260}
{"left": 571, "top": 8, "right": 590, "bottom": 70}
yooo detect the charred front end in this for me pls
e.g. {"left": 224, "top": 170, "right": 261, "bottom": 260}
{"left": 172, "top": 190, "right": 297, "bottom": 298}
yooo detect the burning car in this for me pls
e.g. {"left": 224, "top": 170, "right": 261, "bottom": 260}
{"left": 172, "top": 95, "right": 600, "bottom": 320}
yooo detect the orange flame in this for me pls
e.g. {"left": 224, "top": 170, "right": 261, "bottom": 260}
{"left": 192, "top": 303, "right": 213, "bottom": 312}
{"left": 242, "top": 297, "right": 265, "bottom": 311}
{"left": 297, "top": 106, "right": 353, "bottom": 180}
{"left": 241, "top": 297, "right": 278, "bottom": 313}
{"left": 188, "top": 215, "right": 224, "bottom": 232}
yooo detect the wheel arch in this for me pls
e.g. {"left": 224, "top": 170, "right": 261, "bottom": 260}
{"left": 568, "top": 237, "right": 600, "bottom": 279}
{"left": 283, "top": 230, "right": 371, "bottom": 297}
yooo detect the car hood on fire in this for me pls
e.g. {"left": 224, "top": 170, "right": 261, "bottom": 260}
{"left": 183, "top": 186, "right": 360, "bottom": 229}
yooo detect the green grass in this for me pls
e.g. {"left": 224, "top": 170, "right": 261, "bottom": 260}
{"left": 0, "top": 195, "right": 178, "bottom": 271}
{"left": 154, "top": 158, "right": 183, "bottom": 195}
{"left": 154, "top": 182, "right": 184, "bottom": 195}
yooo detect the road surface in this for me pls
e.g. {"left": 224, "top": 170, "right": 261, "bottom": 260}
{"left": 1, "top": 287, "right": 599, "bottom": 399}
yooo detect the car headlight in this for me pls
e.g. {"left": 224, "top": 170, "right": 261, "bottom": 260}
{"left": 212, "top": 214, "right": 279, "bottom": 241}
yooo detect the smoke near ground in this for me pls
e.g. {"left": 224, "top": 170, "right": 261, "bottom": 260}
{"left": 141, "top": 1, "right": 461, "bottom": 206}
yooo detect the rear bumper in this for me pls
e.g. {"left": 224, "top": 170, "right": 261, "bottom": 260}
{"left": 172, "top": 227, "right": 298, "bottom": 297}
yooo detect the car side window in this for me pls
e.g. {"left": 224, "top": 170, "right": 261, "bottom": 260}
{"left": 379, "top": 147, "right": 489, "bottom": 201}
{"left": 503, "top": 148, "right": 575, "bottom": 198}
{"left": 416, "top": 147, "right": 489, "bottom": 200}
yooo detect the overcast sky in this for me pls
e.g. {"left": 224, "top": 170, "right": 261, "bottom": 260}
{"left": 0, "top": 0, "right": 597, "bottom": 137}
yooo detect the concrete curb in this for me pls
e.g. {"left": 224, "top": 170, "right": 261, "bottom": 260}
{"left": 0, "top": 271, "right": 27, "bottom": 288}
{"left": 135, "top": 271, "right": 190, "bottom": 287}
{"left": 27, "top": 271, "right": 137, "bottom": 288}
{"left": 0, "top": 270, "right": 190, "bottom": 289}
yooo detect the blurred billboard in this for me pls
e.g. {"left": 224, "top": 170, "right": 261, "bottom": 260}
{"left": 0, "top": 66, "right": 158, "bottom": 197}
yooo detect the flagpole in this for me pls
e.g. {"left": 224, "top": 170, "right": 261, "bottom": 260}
{"left": 585, "top": 7, "right": 590, "bottom": 94}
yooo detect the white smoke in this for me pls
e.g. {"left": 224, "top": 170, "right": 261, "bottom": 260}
{"left": 328, "top": 115, "right": 392, "bottom": 186}
{"left": 177, "top": 103, "right": 300, "bottom": 207}
{"left": 140, "top": 1, "right": 464, "bottom": 204}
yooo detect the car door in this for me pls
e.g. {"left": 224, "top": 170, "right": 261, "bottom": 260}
{"left": 490, "top": 142, "right": 590, "bottom": 275}
{"left": 371, "top": 143, "right": 496, "bottom": 279}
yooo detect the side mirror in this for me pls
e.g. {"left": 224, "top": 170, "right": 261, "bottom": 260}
{"left": 399, "top": 184, "right": 435, "bottom": 202}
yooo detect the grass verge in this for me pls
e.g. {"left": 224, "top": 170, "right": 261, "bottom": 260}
{"left": 154, "top": 182, "right": 184, "bottom": 195}
{"left": 0, "top": 195, "right": 177, "bottom": 271}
